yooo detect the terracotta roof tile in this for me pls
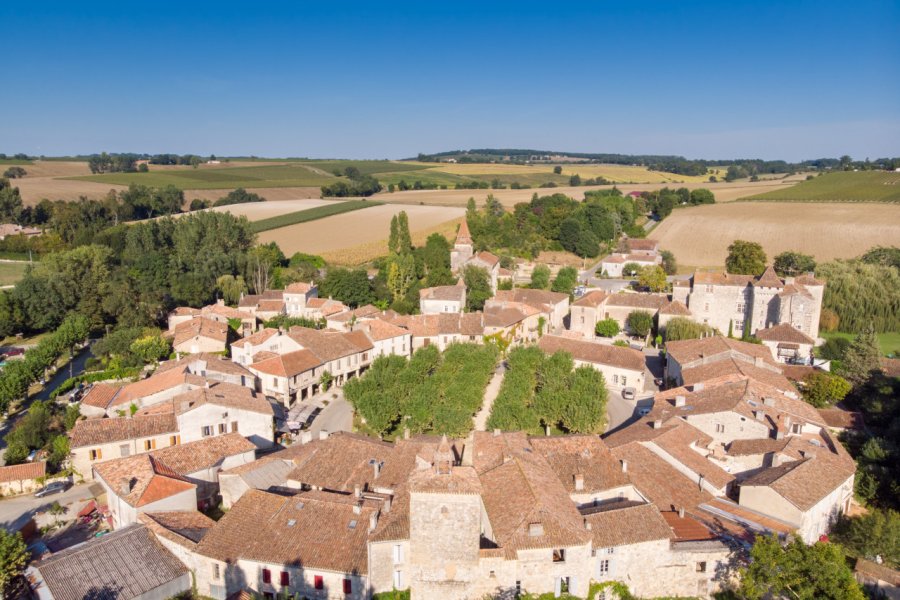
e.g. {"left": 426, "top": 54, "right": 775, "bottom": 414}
{"left": 0, "top": 460, "right": 45, "bottom": 483}
{"left": 94, "top": 454, "right": 195, "bottom": 508}
{"left": 582, "top": 502, "right": 674, "bottom": 547}
{"left": 249, "top": 348, "right": 320, "bottom": 378}
{"left": 611, "top": 443, "right": 713, "bottom": 513}
{"left": 538, "top": 335, "right": 645, "bottom": 372}
{"left": 666, "top": 336, "right": 776, "bottom": 367}
{"left": 528, "top": 435, "right": 630, "bottom": 493}
{"left": 150, "top": 432, "right": 255, "bottom": 475}
{"left": 493, "top": 289, "right": 569, "bottom": 311}
{"left": 604, "top": 293, "right": 668, "bottom": 309}
{"left": 573, "top": 290, "right": 608, "bottom": 307}
{"left": 70, "top": 413, "right": 178, "bottom": 448}
{"left": 80, "top": 383, "right": 123, "bottom": 410}
{"left": 420, "top": 284, "right": 465, "bottom": 302}
{"left": 755, "top": 323, "right": 815, "bottom": 345}
{"left": 659, "top": 300, "right": 691, "bottom": 316}
{"left": 173, "top": 317, "right": 228, "bottom": 348}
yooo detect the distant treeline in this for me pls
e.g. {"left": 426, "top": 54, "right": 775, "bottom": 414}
{"left": 415, "top": 149, "right": 900, "bottom": 176}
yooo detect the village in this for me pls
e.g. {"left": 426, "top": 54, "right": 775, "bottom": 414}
{"left": 0, "top": 217, "right": 878, "bottom": 600}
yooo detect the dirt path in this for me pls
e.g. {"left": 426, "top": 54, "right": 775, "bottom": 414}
{"left": 473, "top": 362, "right": 507, "bottom": 431}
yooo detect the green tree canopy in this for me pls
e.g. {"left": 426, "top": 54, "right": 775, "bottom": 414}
{"left": 841, "top": 326, "right": 882, "bottom": 386}
{"left": 659, "top": 249, "right": 677, "bottom": 275}
{"left": 832, "top": 509, "right": 900, "bottom": 568}
{"left": 774, "top": 251, "right": 817, "bottom": 277}
{"left": 530, "top": 264, "right": 551, "bottom": 290}
{"left": 800, "top": 371, "right": 851, "bottom": 408}
{"left": 664, "top": 317, "right": 718, "bottom": 342}
{"left": 551, "top": 267, "right": 578, "bottom": 296}
{"left": 726, "top": 240, "right": 767, "bottom": 276}
{"left": 626, "top": 311, "right": 654, "bottom": 337}
{"left": 638, "top": 265, "right": 668, "bottom": 292}
{"left": 595, "top": 318, "right": 619, "bottom": 338}
{"left": 462, "top": 265, "right": 491, "bottom": 311}
{"left": 0, "top": 529, "right": 28, "bottom": 596}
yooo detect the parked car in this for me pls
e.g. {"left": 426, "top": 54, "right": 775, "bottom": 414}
{"left": 621, "top": 387, "right": 636, "bottom": 400}
{"left": 34, "top": 481, "right": 70, "bottom": 498}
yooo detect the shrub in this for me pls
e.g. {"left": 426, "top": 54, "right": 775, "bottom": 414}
{"left": 595, "top": 319, "right": 620, "bottom": 338}
{"left": 626, "top": 311, "right": 654, "bottom": 337}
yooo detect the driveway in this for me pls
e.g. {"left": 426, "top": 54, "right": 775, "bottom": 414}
{"left": 0, "top": 482, "right": 96, "bottom": 532}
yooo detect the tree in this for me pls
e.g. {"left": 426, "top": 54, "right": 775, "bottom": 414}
{"left": 396, "top": 211, "right": 412, "bottom": 254}
{"left": 595, "top": 318, "right": 619, "bottom": 337}
{"left": 244, "top": 243, "right": 285, "bottom": 294}
{"left": 638, "top": 265, "right": 667, "bottom": 292}
{"left": 386, "top": 253, "right": 416, "bottom": 304}
{"left": 626, "top": 311, "right": 654, "bottom": 337}
{"left": 216, "top": 274, "right": 248, "bottom": 306}
{"left": 462, "top": 265, "right": 491, "bottom": 311}
{"left": 832, "top": 509, "right": 900, "bottom": 568}
{"left": 319, "top": 268, "right": 374, "bottom": 308}
{"left": 388, "top": 215, "right": 399, "bottom": 255}
{"left": 739, "top": 535, "right": 865, "bottom": 600}
{"left": 129, "top": 335, "right": 170, "bottom": 364}
{"left": 820, "top": 308, "right": 840, "bottom": 332}
{"left": 214, "top": 188, "right": 265, "bottom": 207}
{"left": 3, "top": 167, "right": 26, "bottom": 179}
{"left": 659, "top": 250, "right": 677, "bottom": 275}
{"left": 0, "top": 529, "right": 28, "bottom": 596}
{"left": 689, "top": 188, "right": 715, "bottom": 205}
{"left": 774, "top": 251, "right": 816, "bottom": 277}
{"left": 622, "top": 262, "right": 642, "bottom": 278}
{"left": 801, "top": 372, "right": 851, "bottom": 408}
{"left": 530, "top": 264, "right": 551, "bottom": 290}
{"left": 0, "top": 178, "right": 23, "bottom": 223}
{"left": 551, "top": 267, "right": 578, "bottom": 296}
{"left": 841, "top": 326, "right": 882, "bottom": 386}
{"left": 553, "top": 165, "right": 562, "bottom": 175}
{"left": 664, "top": 317, "right": 718, "bottom": 341}
{"left": 726, "top": 240, "right": 767, "bottom": 275}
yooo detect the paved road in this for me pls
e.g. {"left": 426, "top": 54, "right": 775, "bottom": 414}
{"left": 473, "top": 362, "right": 507, "bottom": 431}
{"left": 0, "top": 482, "right": 95, "bottom": 532}
{"left": 308, "top": 391, "right": 353, "bottom": 436}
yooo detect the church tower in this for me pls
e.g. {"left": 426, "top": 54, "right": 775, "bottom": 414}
{"left": 450, "top": 220, "right": 474, "bottom": 273}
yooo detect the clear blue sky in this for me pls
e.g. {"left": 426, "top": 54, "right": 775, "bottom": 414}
{"left": 2, "top": 1, "right": 898, "bottom": 161}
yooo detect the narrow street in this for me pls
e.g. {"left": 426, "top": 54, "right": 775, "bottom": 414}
{"left": 0, "top": 482, "right": 96, "bottom": 532}
{"left": 473, "top": 361, "right": 506, "bottom": 431}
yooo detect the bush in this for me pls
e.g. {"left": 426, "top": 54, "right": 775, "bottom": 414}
{"left": 595, "top": 319, "right": 620, "bottom": 337}
{"left": 664, "top": 317, "right": 718, "bottom": 341}
{"left": 626, "top": 311, "right": 654, "bottom": 337}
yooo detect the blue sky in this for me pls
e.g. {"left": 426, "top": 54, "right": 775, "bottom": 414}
{"left": 2, "top": 1, "right": 898, "bottom": 161}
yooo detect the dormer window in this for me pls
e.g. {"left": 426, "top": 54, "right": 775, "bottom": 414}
{"left": 552, "top": 548, "right": 566, "bottom": 563}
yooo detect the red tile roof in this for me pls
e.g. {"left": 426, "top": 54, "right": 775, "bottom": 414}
{"left": 0, "top": 460, "right": 46, "bottom": 482}
{"left": 538, "top": 335, "right": 645, "bottom": 372}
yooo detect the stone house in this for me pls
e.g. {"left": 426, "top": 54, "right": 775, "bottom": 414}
{"left": 671, "top": 268, "right": 824, "bottom": 339}
{"left": 69, "top": 413, "right": 180, "bottom": 480}
{"left": 755, "top": 323, "right": 816, "bottom": 364}
{"left": 355, "top": 319, "right": 412, "bottom": 359}
{"left": 157, "top": 353, "right": 257, "bottom": 388}
{"left": 200, "top": 301, "right": 258, "bottom": 337}
{"left": 537, "top": 335, "right": 646, "bottom": 391}
{"left": 283, "top": 281, "right": 318, "bottom": 315}
{"left": 171, "top": 316, "right": 229, "bottom": 355}
{"left": 599, "top": 253, "right": 662, "bottom": 278}
{"left": 450, "top": 220, "right": 501, "bottom": 292}
{"left": 664, "top": 336, "right": 782, "bottom": 386}
{"left": 419, "top": 281, "right": 466, "bottom": 314}
{"left": 568, "top": 291, "right": 667, "bottom": 338}
{"left": 246, "top": 348, "right": 323, "bottom": 404}
{"left": 238, "top": 290, "right": 286, "bottom": 322}
{"left": 492, "top": 288, "right": 570, "bottom": 333}
{"left": 326, "top": 304, "right": 382, "bottom": 330}
{"left": 0, "top": 461, "right": 46, "bottom": 496}
{"left": 230, "top": 328, "right": 303, "bottom": 367}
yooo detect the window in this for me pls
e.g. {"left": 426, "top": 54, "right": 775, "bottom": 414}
{"left": 705, "top": 285, "right": 714, "bottom": 293}
{"left": 280, "top": 571, "right": 289, "bottom": 587}
{"left": 202, "top": 426, "right": 213, "bottom": 437}
{"left": 363, "top": 353, "right": 368, "bottom": 361}
{"left": 735, "top": 320, "right": 744, "bottom": 332}
{"left": 218, "top": 423, "right": 227, "bottom": 434}
{"left": 89, "top": 449, "right": 102, "bottom": 461}
{"left": 343, "top": 578, "right": 352, "bottom": 594}
{"left": 170, "top": 435, "right": 180, "bottom": 446}
{"left": 704, "top": 303, "right": 710, "bottom": 312}
{"left": 314, "top": 575, "right": 324, "bottom": 590}
{"left": 144, "top": 439, "right": 156, "bottom": 451}
{"left": 613, "top": 374, "right": 619, "bottom": 385}
{"left": 621, "top": 376, "right": 627, "bottom": 386}
{"left": 393, "top": 569, "right": 403, "bottom": 589}
{"left": 212, "top": 563, "right": 220, "bottom": 580}
{"left": 231, "top": 422, "right": 239, "bottom": 433}
{"left": 716, "top": 424, "right": 725, "bottom": 433}
{"left": 119, "top": 445, "right": 130, "bottom": 457}
{"left": 580, "top": 315, "right": 585, "bottom": 324}
{"left": 393, "top": 544, "right": 403, "bottom": 564}
{"left": 599, "top": 559, "right": 610, "bottom": 575}
{"left": 262, "top": 568, "right": 271, "bottom": 584}
{"left": 696, "top": 561, "right": 707, "bottom": 573}
{"left": 552, "top": 548, "right": 566, "bottom": 563}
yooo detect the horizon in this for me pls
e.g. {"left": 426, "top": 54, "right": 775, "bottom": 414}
{"left": 2, "top": 1, "right": 899, "bottom": 161}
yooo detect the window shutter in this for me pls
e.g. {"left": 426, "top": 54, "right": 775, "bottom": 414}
{"left": 343, "top": 578, "right": 352, "bottom": 594}
{"left": 262, "top": 568, "right": 271, "bottom": 584}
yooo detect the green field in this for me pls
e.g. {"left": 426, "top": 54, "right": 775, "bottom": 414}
{"left": 299, "top": 160, "right": 430, "bottom": 176}
{"left": 821, "top": 331, "right": 900, "bottom": 357}
{"left": 747, "top": 171, "right": 900, "bottom": 203}
{"left": 249, "top": 200, "right": 381, "bottom": 233}
{"left": 0, "top": 261, "right": 29, "bottom": 286}
{"left": 68, "top": 163, "right": 337, "bottom": 190}
{"left": 0, "top": 159, "right": 32, "bottom": 166}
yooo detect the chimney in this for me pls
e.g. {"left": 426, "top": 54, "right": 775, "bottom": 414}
{"left": 300, "top": 431, "right": 312, "bottom": 444}
{"left": 771, "top": 453, "right": 783, "bottom": 467}
{"left": 583, "top": 518, "right": 592, "bottom": 531}
{"left": 693, "top": 382, "right": 704, "bottom": 391}
{"left": 674, "top": 395, "right": 686, "bottom": 407}
{"left": 373, "top": 461, "right": 382, "bottom": 479}
{"left": 620, "top": 459, "right": 628, "bottom": 473}
{"left": 493, "top": 428, "right": 501, "bottom": 437}
{"left": 384, "top": 495, "right": 392, "bottom": 513}
{"left": 353, "top": 501, "right": 362, "bottom": 515}
{"left": 204, "top": 380, "right": 210, "bottom": 389}
{"left": 119, "top": 478, "right": 131, "bottom": 497}
{"left": 319, "top": 431, "right": 329, "bottom": 441}
{"left": 369, "top": 511, "right": 379, "bottom": 532}
{"left": 403, "top": 428, "right": 410, "bottom": 440}
{"left": 528, "top": 522, "right": 544, "bottom": 537}
{"left": 652, "top": 419, "right": 663, "bottom": 429}
{"left": 678, "top": 507, "right": 685, "bottom": 518}
{"left": 698, "top": 474, "right": 705, "bottom": 490}
{"left": 354, "top": 485, "right": 361, "bottom": 499}
{"left": 755, "top": 356, "right": 765, "bottom": 367}
{"left": 574, "top": 474, "right": 584, "bottom": 492}
{"left": 755, "top": 410, "right": 766, "bottom": 421}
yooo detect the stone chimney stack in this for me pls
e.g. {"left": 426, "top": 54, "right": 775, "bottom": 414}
{"left": 693, "top": 382, "right": 704, "bottom": 391}
{"left": 119, "top": 478, "right": 131, "bottom": 497}
{"left": 678, "top": 507, "right": 685, "bottom": 518}
{"left": 353, "top": 501, "right": 362, "bottom": 515}
{"left": 574, "top": 474, "right": 584, "bottom": 492}
{"left": 384, "top": 495, "right": 392, "bottom": 513}
{"left": 369, "top": 511, "right": 379, "bottom": 532}
{"left": 674, "top": 395, "right": 686, "bottom": 407}
{"left": 620, "top": 459, "right": 628, "bottom": 473}
{"left": 583, "top": 518, "right": 592, "bottom": 531}
{"left": 373, "top": 460, "right": 382, "bottom": 479}
{"left": 354, "top": 485, "right": 361, "bottom": 499}
{"left": 652, "top": 419, "right": 663, "bottom": 429}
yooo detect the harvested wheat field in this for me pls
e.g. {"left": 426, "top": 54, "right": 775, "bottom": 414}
{"left": 375, "top": 178, "right": 800, "bottom": 208}
{"left": 321, "top": 218, "right": 463, "bottom": 265}
{"left": 258, "top": 204, "right": 465, "bottom": 261}
{"left": 649, "top": 202, "right": 900, "bottom": 268}
{"left": 207, "top": 199, "right": 338, "bottom": 221}
{"left": 186, "top": 187, "right": 321, "bottom": 204}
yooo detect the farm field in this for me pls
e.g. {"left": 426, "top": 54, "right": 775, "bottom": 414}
{"left": 207, "top": 199, "right": 338, "bottom": 220}
{"left": 648, "top": 202, "right": 900, "bottom": 268}
{"left": 417, "top": 161, "right": 714, "bottom": 183}
{"left": 249, "top": 200, "right": 380, "bottom": 233}
{"left": 747, "top": 171, "right": 900, "bottom": 202}
{"left": 375, "top": 177, "right": 801, "bottom": 207}
{"left": 320, "top": 218, "right": 462, "bottom": 265}
{"left": 258, "top": 204, "right": 464, "bottom": 262}
{"left": 66, "top": 163, "right": 335, "bottom": 190}
{"left": 821, "top": 331, "right": 900, "bottom": 357}
{"left": 0, "top": 261, "right": 29, "bottom": 286}
{"left": 298, "top": 160, "right": 430, "bottom": 176}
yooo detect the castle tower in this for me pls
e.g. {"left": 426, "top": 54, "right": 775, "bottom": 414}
{"left": 450, "top": 220, "right": 474, "bottom": 273}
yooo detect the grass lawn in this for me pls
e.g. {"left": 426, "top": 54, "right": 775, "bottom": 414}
{"left": 746, "top": 171, "right": 900, "bottom": 203}
{"left": 821, "top": 331, "right": 900, "bottom": 357}
{"left": 249, "top": 200, "right": 381, "bottom": 233}
{"left": 66, "top": 163, "right": 337, "bottom": 190}
{"left": 0, "top": 261, "right": 29, "bottom": 286}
